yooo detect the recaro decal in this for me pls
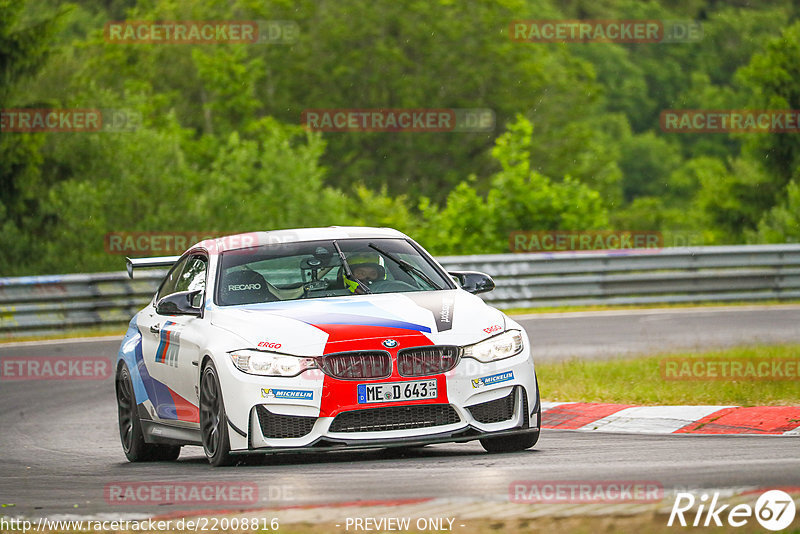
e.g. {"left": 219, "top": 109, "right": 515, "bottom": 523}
{"left": 228, "top": 283, "right": 261, "bottom": 291}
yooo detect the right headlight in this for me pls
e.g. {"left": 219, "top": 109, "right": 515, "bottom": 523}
{"left": 462, "top": 330, "right": 524, "bottom": 363}
{"left": 229, "top": 349, "right": 318, "bottom": 377}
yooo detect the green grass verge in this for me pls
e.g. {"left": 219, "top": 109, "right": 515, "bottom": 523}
{"left": 536, "top": 344, "right": 800, "bottom": 406}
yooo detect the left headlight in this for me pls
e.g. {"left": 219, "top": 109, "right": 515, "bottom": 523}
{"left": 462, "top": 330, "right": 524, "bottom": 363}
{"left": 229, "top": 349, "right": 318, "bottom": 377}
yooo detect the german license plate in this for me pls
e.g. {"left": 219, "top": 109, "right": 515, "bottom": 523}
{"left": 357, "top": 380, "right": 437, "bottom": 404}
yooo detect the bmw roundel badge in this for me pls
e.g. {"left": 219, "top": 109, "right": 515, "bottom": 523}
{"left": 382, "top": 339, "right": 399, "bottom": 348}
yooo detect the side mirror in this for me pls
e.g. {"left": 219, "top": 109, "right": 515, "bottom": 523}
{"left": 449, "top": 271, "right": 495, "bottom": 294}
{"left": 156, "top": 290, "right": 203, "bottom": 317}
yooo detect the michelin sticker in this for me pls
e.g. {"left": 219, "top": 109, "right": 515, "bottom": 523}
{"left": 261, "top": 388, "right": 314, "bottom": 400}
{"left": 472, "top": 370, "right": 514, "bottom": 388}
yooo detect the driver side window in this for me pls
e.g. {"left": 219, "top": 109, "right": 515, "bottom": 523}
{"left": 176, "top": 256, "right": 207, "bottom": 293}
{"left": 155, "top": 256, "right": 188, "bottom": 302}
{"left": 156, "top": 255, "right": 207, "bottom": 305}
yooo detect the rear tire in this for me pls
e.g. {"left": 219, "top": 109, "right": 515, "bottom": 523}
{"left": 116, "top": 365, "right": 181, "bottom": 462}
{"left": 199, "top": 360, "right": 235, "bottom": 467}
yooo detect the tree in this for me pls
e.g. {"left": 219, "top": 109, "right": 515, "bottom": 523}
{"left": 0, "top": 1, "right": 62, "bottom": 274}
{"left": 736, "top": 20, "right": 800, "bottom": 205}
{"left": 419, "top": 116, "right": 608, "bottom": 255}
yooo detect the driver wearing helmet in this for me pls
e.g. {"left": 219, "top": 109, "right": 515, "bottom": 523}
{"left": 342, "top": 253, "right": 386, "bottom": 294}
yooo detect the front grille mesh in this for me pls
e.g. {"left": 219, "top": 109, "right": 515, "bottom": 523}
{"left": 468, "top": 388, "right": 517, "bottom": 424}
{"left": 320, "top": 351, "right": 391, "bottom": 380}
{"left": 256, "top": 405, "right": 316, "bottom": 438}
{"left": 329, "top": 404, "right": 460, "bottom": 433}
{"left": 397, "top": 346, "right": 459, "bottom": 377}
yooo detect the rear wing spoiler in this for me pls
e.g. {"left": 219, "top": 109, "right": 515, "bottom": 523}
{"left": 126, "top": 256, "right": 181, "bottom": 278}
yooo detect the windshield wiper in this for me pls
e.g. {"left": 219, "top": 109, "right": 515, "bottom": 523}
{"left": 368, "top": 243, "right": 441, "bottom": 290}
{"left": 332, "top": 240, "right": 372, "bottom": 294}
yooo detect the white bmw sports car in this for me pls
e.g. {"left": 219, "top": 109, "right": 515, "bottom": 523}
{"left": 116, "top": 227, "right": 540, "bottom": 466}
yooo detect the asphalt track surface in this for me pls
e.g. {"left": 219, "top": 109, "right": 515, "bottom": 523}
{"left": 1, "top": 306, "right": 799, "bottom": 518}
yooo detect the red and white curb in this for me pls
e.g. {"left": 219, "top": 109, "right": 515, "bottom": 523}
{"left": 541, "top": 402, "right": 800, "bottom": 435}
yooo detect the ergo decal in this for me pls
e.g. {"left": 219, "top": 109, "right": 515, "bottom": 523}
{"left": 257, "top": 341, "right": 282, "bottom": 349}
{"left": 484, "top": 324, "right": 502, "bottom": 334}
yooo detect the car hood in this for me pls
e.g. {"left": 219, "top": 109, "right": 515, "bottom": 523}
{"left": 208, "top": 290, "right": 506, "bottom": 356}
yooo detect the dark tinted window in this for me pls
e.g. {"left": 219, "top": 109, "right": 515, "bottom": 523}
{"left": 217, "top": 238, "right": 451, "bottom": 305}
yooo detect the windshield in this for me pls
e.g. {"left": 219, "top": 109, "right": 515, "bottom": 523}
{"left": 216, "top": 238, "right": 452, "bottom": 305}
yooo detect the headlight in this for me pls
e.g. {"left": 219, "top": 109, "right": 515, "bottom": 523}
{"left": 462, "top": 330, "right": 524, "bottom": 363}
{"left": 229, "top": 349, "right": 318, "bottom": 377}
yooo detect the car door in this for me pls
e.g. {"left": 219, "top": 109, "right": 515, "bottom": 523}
{"left": 137, "top": 253, "right": 207, "bottom": 425}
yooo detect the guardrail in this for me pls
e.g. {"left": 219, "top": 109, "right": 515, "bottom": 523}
{"left": 2, "top": 244, "right": 800, "bottom": 337}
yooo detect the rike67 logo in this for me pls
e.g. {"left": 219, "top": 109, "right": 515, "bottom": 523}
{"left": 668, "top": 489, "right": 796, "bottom": 531}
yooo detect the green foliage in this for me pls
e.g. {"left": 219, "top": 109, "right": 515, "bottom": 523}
{"left": 691, "top": 157, "right": 774, "bottom": 243}
{"left": 418, "top": 116, "right": 608, "bottom": 255}
{"left": 751, "top": 179, "right": 800, "bottom": 244}
{"left": 0, "top": 1, "right": 63, "bottom": 273}
{"left": 618, "top": 132, "right": 682, "bottom": 201}
{"left": 29, "top": 116, "right": 348, "bottom": 274}
{"left": 4, "top": 0, "right": 800, "bottom": 275}
{"left": 736, "top": 20, "right": 800, "bottom": 203}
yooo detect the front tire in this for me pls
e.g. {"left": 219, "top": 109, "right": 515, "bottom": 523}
{"left": 199, "top": 360, "right": 234, "bottom": 467}
{"left": 116, "top": 365, "right": 181, "bottom": 462}
{"left": 480, "top": 382, "right": 541, "bottom": 454}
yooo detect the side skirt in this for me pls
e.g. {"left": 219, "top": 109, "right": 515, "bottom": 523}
{"left": 141, "top": 420, "right": 202, "bottom": 446}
